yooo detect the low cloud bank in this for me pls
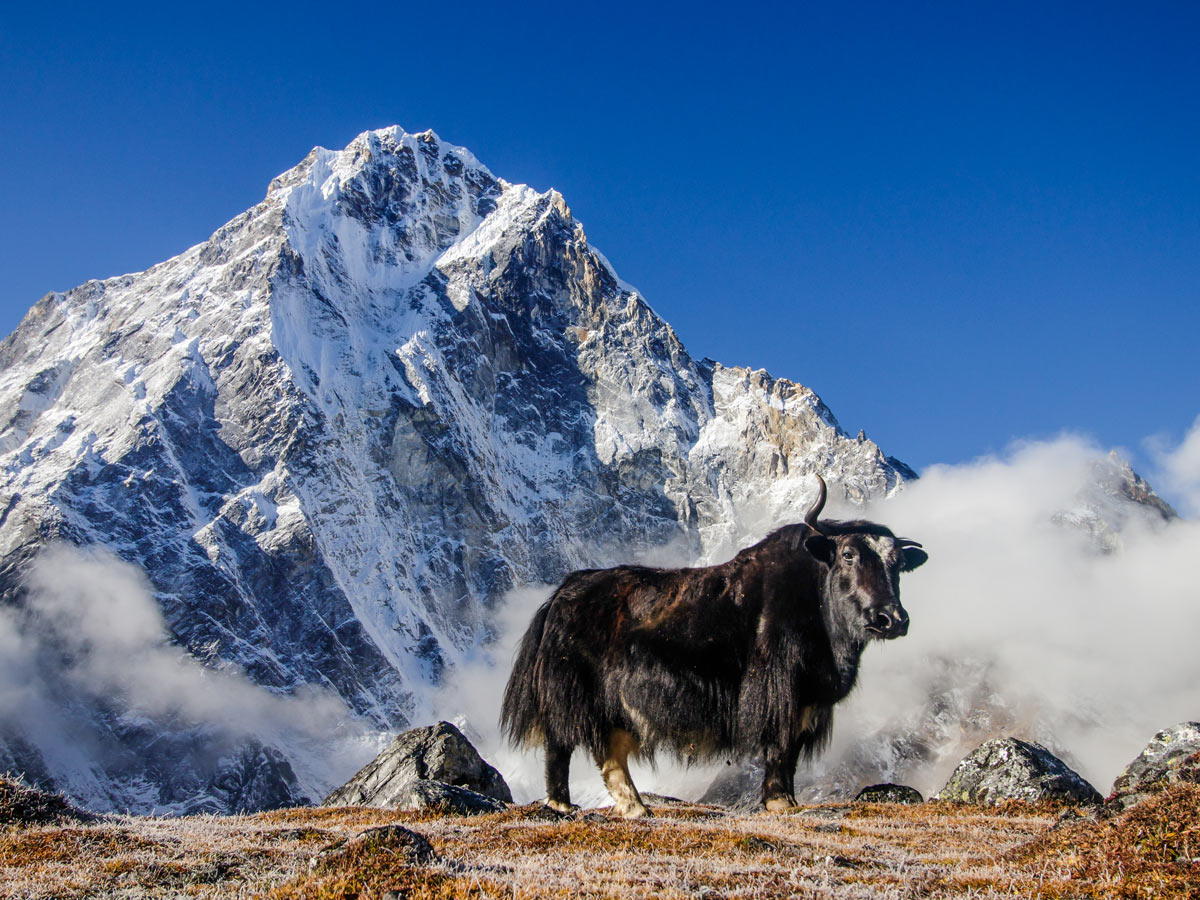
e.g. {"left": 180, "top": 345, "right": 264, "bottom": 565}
{"left": 438, "top": 425, "right": 1200, "bottom": 804}
{"left": 837, "top": 431, "right": 1200, "bottom": 795}
{"left": 0, "top": 546, "right": 378, "bottom": 808}
{"left": 1149, "top": 413, "right": 1200, "bottom": 517}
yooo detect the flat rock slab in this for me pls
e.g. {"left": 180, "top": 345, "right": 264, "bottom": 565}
{"left": 324, "top": 721, "right": 511, "bottom": 809}
{"left": 854, "top": 783, "right": 924, "bottom": 804}
{"left": 935, "top": 737, "right": 1102, "bottom": 805}
{"left": 1108, "top": 722, "right": 1200, "bottom": 812}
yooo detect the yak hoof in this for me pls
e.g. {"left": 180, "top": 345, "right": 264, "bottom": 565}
{"left": 543, "top": 799, "right": 577, "bottom": 814}
{"left": 765, "top": 796, "right": 798, "bottom": 812}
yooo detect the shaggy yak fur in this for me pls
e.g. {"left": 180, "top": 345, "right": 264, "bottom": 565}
{"left": 501, "top": 476, "right": 928, "bottom": 816}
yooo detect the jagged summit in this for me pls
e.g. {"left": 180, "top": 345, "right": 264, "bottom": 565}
{"left": 0, "top": 126, "right": 911, "bottom": 814}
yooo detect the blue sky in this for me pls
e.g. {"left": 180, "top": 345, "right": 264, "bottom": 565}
{"left": 1, "top": 1, "right": 1197, "bottom": 477}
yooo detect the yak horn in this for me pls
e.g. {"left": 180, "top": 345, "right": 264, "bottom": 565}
{"left": 896, "top": 538, "right": 924, "bottom": 548}
{"left": 803, "top": 474, "right": 827, "bottom": 531}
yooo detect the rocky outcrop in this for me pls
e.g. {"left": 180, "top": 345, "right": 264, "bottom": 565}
{"left": 854, "top": 783, "right": 923, "bottom": 804}
{"left": 324, "top": 721, "right": 510, "bottom": 813}
{"left": 1107, "top": 722, "right": 1200, "bottom": 811}
{"left": 208, "top": 743, "right": 307, "bottom": 815}
{"left": 936, "top": 738, "right": 1102, "bottom": 805}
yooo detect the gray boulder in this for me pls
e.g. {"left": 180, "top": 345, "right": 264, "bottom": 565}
{"left": 854, "top": 783, "right": 923, "bottom": 804}
{"left": 324, "top": 721, "right": 511, "bottom": 811}
{"left": 1108, "top": 722, "right": 1200, "bottom": 811}
{"left": 935, "top": 738, "right": 1102, "bottom": 805}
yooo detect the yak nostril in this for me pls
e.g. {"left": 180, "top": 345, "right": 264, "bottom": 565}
{"left": 873, "top": 609, "right": 909, "bottom": 637}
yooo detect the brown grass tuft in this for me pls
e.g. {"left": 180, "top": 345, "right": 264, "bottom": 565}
{"left": 1006, "top": 784, "right": 1200, "bottom": 899}
{"left": 0, "top": 776, "right": 93, "bottom": 827}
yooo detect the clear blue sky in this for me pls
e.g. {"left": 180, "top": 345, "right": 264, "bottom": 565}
{"left": 2, "top": 1, "right": 1197, "bottom": 477}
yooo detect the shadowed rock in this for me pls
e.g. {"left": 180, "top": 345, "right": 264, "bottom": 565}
{"left": 324, "top": 721, "right": 511, "bottom": 812}
{"left": 1107, "top": 722, "right": 1200, "bottom": 812}
{"left": 935, "top": 738, "right": 1101, "bottom": 805}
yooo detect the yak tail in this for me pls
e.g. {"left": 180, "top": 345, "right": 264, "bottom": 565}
{"left": 500, "top": 599, "right": 552, "bottom": 748}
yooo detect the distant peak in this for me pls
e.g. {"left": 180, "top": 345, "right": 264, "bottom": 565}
{"left": 342, "top": 125, "right": 493, "bottom": 179}
{"left": 267, "top": 126, "right": 496, "bottom": 203}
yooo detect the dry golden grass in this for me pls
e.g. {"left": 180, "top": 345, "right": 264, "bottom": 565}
{"left": 0, "top": 786, "right": 1196, "bottom": 899}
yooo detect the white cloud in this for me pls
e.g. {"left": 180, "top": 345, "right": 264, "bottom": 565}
{"left": 1149, "top": 414, "right": 1200, "bottom": 517}
{"left": 0, "top": 545, "right": 380, "bottom": 804}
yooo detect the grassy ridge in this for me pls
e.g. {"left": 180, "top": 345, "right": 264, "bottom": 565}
{"left": 0, "top": 780, "right": 1196, "bottom": 898}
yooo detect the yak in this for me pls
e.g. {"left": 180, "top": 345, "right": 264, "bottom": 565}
{"left": 500, "top": 474, "right": 927, "bottom": 817}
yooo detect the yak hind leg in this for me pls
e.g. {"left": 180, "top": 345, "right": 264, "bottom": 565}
{"left": 599, "top": 728, "right": 650, "bottom": 818}
{"left": 544, "top": 740, "right": 576, "bottom": 813}
{"left": 762, "top": 741, "right": 802, "bottom": 812}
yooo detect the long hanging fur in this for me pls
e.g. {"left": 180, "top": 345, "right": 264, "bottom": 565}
{"left": 499, "top": 598, "right": 553, "bottom": 749}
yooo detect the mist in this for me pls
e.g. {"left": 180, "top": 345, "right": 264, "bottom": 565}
{"left": 7, "top": 420, "right": 1197, "bottom": 812}
{"left": 435, "top": 425, "right": 1200, "bottom": 804}
{"left": 834, "top": 431, "right": 1200, "bottom": 796}
{"left": 0, "top": 545, "right": 379, "bottom": 806}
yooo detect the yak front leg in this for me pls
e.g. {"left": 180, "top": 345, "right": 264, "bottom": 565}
{"left": 761, "top": 740, "right": 801, "bottom": 811}
{"left": 544, "top": 740, "right": 576, "bottom": 813}
{"left": 599, "top": 729, "right": 650, "bottom": 818}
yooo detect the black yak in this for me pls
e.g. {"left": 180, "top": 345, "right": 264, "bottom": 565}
{"left": 500, "top": 474, "right": 927, "bottom": 816}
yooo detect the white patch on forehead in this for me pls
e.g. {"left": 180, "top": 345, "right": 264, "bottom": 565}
{"left": 864, "top": 534, "right": 895, "bottom": 560}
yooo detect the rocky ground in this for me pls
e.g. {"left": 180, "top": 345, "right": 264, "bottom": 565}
{"left": 1, "top": 779, "right": 1197, "bottom": 899}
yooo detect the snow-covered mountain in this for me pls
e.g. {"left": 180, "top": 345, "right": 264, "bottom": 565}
{"left": 0, "top": 127, "right": 915, "bottom": 812}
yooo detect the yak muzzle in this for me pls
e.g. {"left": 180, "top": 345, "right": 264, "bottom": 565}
{"left": 869, "top": 607, "right": 910, "bottom": 639}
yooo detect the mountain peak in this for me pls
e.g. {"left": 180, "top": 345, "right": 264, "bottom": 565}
{"left": 0, "top": 127, "right": 915, "bottom": 814}
{"left": 268, "top": 125, "right": 495, "bottom": 199}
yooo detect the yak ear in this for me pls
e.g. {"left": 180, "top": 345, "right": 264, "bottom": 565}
{"left": 804, "top": 534, "right": 837, "bottom": 567}
{"left": 901, "top": 547, "right": 929, "bottom": 571}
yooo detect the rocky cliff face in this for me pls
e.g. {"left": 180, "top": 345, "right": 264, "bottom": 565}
{"left": 0, "top": 127, "right": 912, "bottom": 812}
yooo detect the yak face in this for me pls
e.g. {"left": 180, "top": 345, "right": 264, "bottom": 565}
{"left": 804, "top": 532, "right": 925, "bottom": 641}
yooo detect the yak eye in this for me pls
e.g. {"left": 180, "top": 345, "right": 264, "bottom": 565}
{"left": 840, "top": 549, "right": 856, "bottom": 562}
